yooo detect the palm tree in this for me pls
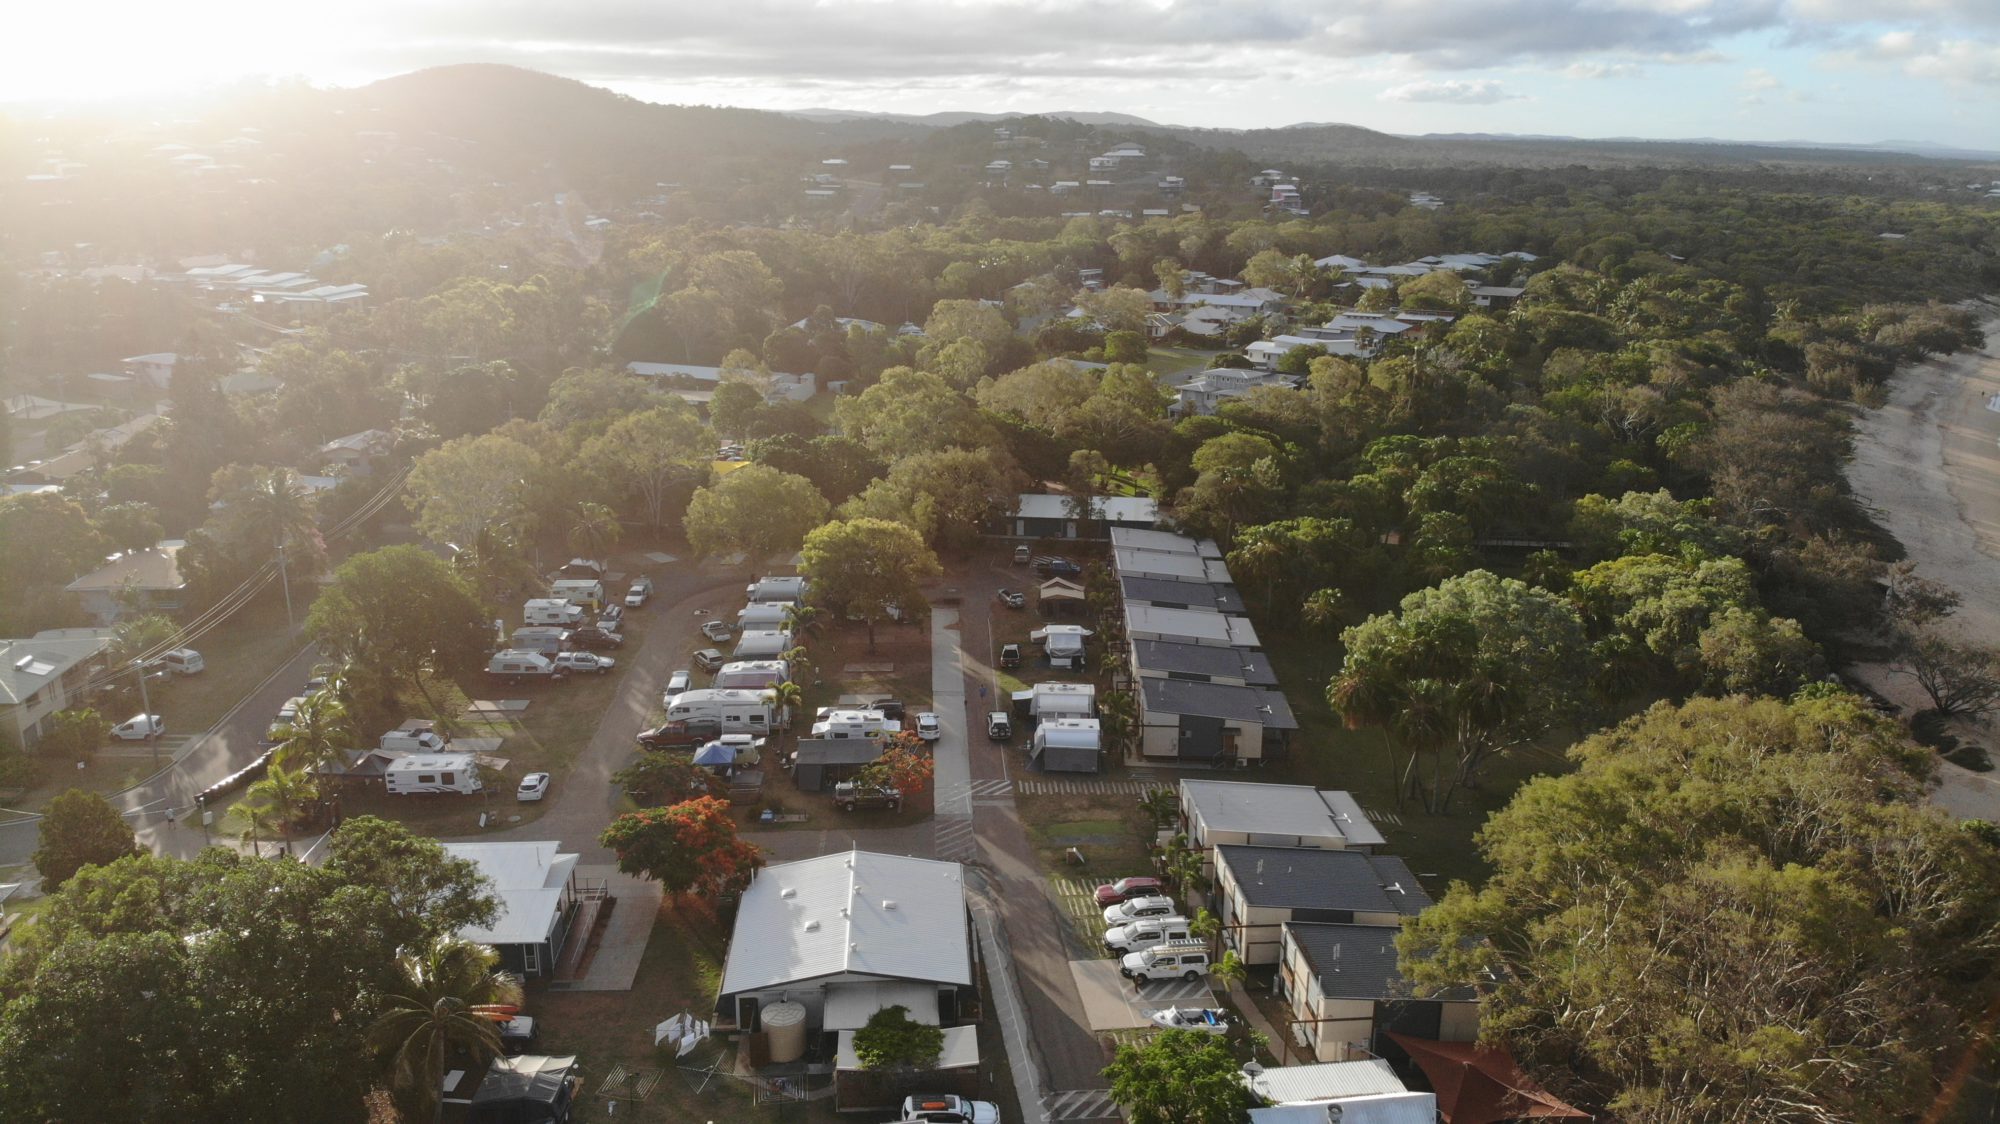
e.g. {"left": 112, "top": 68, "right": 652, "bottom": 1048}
{"left": 782, "top": 602, "right": 820, "bottom": 639}
{"left": 1189, "top": 907, "right": 1222, "bottom": 958}
{"left": 566, "top": 501, "right": 622, "bottom": 560}
{"left": 273, "top": 691, "right": 357, "bottom": 774}
{"left": 765, "top": 680, "right": 804, "bottom": 731}
{"left": 239, "top": 467, "right": 320, "bottom": 558}
{"left": 110, "top": 613, "right": 177, "bottom": 667}
{"left": 1211, "top": 949, "right": 1248, "bottom": 993}
{"left": 240, "top": 762, "right": 320, "bottom": 856}
{"left": 779, "top": 646, "right": 816, "bottom": 687}
{"left": 370, "top": 938, "right": 523, "bottom": 1122}
{"left": 1137, "top": 785, "right": 1177, "bottom": 830}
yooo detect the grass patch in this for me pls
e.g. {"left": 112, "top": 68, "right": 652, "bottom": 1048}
{"left": 1019, "top": 793, "right": 1154, "bottom": 884}
{"left": 1147, "top": 346, "right": 1223, "bottom": 381}
{"left": 146, "top": 585, "right": 310, "bottom": 735}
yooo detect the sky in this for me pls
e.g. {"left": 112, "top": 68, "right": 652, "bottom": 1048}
{"left": 6, "top": 0, "right": 2000, "bottom": 148}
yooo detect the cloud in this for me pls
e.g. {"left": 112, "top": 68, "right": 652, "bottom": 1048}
{"left": 1380, "top": 78, "right": 1523, "bottom": 104}
{"left": 1564, "top": 61, "right": 1643, "bottom": 78}
{"left": 1833, "top": 29, "right": 2000, "bottom": 86}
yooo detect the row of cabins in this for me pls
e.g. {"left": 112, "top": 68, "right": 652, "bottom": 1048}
{"left": 1108, "top": 527, "right": 1299, "bottom": 766}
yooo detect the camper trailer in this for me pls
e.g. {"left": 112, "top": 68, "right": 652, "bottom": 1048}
{"left": 735, "top": 602, "right": 791, "bottom": 628}
{"left": 733, "top": 629, "right": 794, "bottom": 659}
{"left": 662, "top": 688, "right": 775, "bottom": 734}
{"left": 509, "top": 626, "right": 571, "bottom": 655}
{"left": 809, "top": 707, "right": 900, "bottom": 740}
{"left": 1012, "top": 681, "right": 1098, "bottom": 720}
{"left": 488, "top": 650, "right": 558, "bottom": 679}
{"left": 383, "top": 753, "right": 484, "bottom": 795}
{"left": 745, "top": 576, "right": 808, "bottom": 604}
{"left": 548, "top": 579, "right": 606, "bottom": 610}
{"left": 523, "top": 598, "right": 585, "bottom": 627}
{"left": 713, "top": 660, "right": 790, "bottom": 690}
{"left": 1031, "top": 717, "right": 1103, "bottom": 774}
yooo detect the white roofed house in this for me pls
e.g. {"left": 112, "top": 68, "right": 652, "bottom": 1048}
{"left": 0, "top": 629, "right": 112, "bottom": 750}
{"left": 120, "top": 352, "right": 176, "bottom": 389}
{"left": 64, "top": 541, "right": 187, "bottom": 624}
{"left": 441, "top": 841, "right": 583, "bottom": 980}
{"left": 1172, "top": 367, "right": 1305, "bottom": 416}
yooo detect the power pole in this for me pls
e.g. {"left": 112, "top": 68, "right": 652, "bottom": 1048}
{"left": 277, "top": 539, "right": 295, "bottom": 632}
{"left": 134, "top": 660, "right": 159, "bottom": 769}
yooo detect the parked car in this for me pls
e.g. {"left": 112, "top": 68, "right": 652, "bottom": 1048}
{"left": 516, "top": 772, "right": 551, "bottom": 802}
{"left": 872, "top": 698, "right": 906, "bottom": 721}
{"left": 915, "top": 712, "right": 942, "bottom": 741}
{"left": 693, "top": 648, "right": 726, "bottom": 671}
{"left": 1104, "top": 916, "right": 1192, "bottom": 954}
{"left": 144, "top": 648, "right": 204, "bottom": 676}
{"left": 624, "top": 577, "right": 653, "bottom": 607}
{"left": 998, "top": 643, "right": 1021, "bottom": 669}
{"left": 996, "top": 588, "right": 1026, "bottom": 609}
{"left": 637, "top": 720, "right": 722, "bottom": 750}
{"left": 1121, "top": 940, "right": 1212, "bottom": 983}
{"left": 498, "top": 1015, "right": 537, "bottom": 1055}
{"left": 666, "top": 669, "right": 692, "bottom": 694}
{"left": 598, "top": 604, "right": 626, "bottom": 628}
{"left": 111, "top": 714, "right": 164, "bottom": 740}
{"left": 1103, "top": 895, "right": 1179, "bottom": 925}
{"left": 986, "top": 712, "right": 1012, "bottom": 740}
{"left": 900, "top": 1094, "right": 1000, "bottom": 1124}
{"left": 1095, "top": 876, "right": 1166, "bottom": 907}
{"left": 567, "top": 626, "right": 625, "bottom": 650}
{"left": 1148, "top": 1006, "right": 1229, "bottom": 1034}
{"left": 552, "top": 651, "right": 616, "bottom": 675}
{"left": 833, "top": 782, "right": 903, "bottom": 812}
{"left": 1034, "top": 556, "right": 1082, "bottom": 577}
{"left": 1013, "top": 544, "right": 1032, "bottom": 564}
{"left": 701, "top": 620, "right": 733, "bottom": 642}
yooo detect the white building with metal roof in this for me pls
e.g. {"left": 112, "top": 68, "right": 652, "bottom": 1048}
{"left": 716, "top": 850, "right": 974, "bottom": 1033}
{"left": 442, "top": 841, "right": 581, "bottom": 979}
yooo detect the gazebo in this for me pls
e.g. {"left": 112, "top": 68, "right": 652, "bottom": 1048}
{"left": 1036, "top": 576, "right": 1087, "bottom": 617}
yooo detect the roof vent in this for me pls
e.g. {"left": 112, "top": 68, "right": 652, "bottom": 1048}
{"left": 1385, "top": 881, "right": 1404, "bottom": 895}
{"left": 803, "top": 920, "right": 819, "bottom": 932}
{"left": 780, "top": 887, "right": 796, "bottom": 899}
{"left": 882, "top": 900, "right": 897, "bottom": 910}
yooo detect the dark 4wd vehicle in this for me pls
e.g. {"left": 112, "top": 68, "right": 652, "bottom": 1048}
{"left": 567, "top": 626, "right": 625, "bottom": 650}
{"left": 1033, "top": 556, "right": 1082, "bottom": 577}
{"left": 637, "top": 720, "right": 721, "bottom": 750}
{"left": 833, "top": 782, "right": 903, "bottom": 812}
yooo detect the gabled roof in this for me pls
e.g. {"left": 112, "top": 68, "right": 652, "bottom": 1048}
{"left": 720, "top": 850, "right": 970, "bottom": 995}
{"left": 63, "top": 541, "right": 186, "bottom": 594}
{"left": 443, "top": 841, "right": 579, "bottom": 947}
{"left": 1141, "top": 676, "right": 1294, "bottom": 728}
{"left": 1217, "top": 846, "right": 1429, "bottom": 913}
{"left": 0, "top": 631, "right": 111, "bottom": 706}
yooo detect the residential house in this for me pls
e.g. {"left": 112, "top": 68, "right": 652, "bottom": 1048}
{"left": 1137, "top": 676, "right": 1294, "bottom": 764}
{"left": 0, "top": 629, "right": 112, "bottom": 749}
{"left": 1179, "top": 779, "right": 1385, "bottom": 860}
{"left": 1278, "top": 921, "right": 1477, "bottom": 1063}
{"left": 1128, "top": 638, "right": 1276, "bottom": 687}
{"left": 1001, "top": 493, "right": 1161, "bottom": 539}
{"left": 120, "top": 352, "right": 176, "bottom": 389}
{"left": 64, "top": 541, "right": 187, "bottom": 624}
{"left": 1173, "top": 365, "right": 1301, "bottom": 413}
{"left": 29, "top": 413, "right": 166, "bottom": 482}
{"left": 1214, "top": 846, "right": 1429, "bottom": 964}
{"left": 316, "top": 428, "right": 391, "bottom": 474}
{"left": 441, "top": 841, "right": 583, "bottom": 979}
{"left": 714, "top": 850, "right": 975, "bottom": 1034}
{"left": 1469, "top": 284, "right": 1526, "bottom": 310}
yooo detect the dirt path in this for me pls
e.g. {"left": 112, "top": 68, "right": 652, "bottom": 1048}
{"left": 1847, "top": 301, "right": 2000, "bottom": 816}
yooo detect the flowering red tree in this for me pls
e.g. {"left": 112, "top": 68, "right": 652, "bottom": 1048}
{"left": 860, "top": 733, "right": 936, "bottom": 797}
{"left": 598, "top": 796, "right": 763, "bottom": 899}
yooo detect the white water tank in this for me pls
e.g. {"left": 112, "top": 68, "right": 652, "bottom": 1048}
{"left": 763, "top": 1000, "right": 807, "bottom": 1064}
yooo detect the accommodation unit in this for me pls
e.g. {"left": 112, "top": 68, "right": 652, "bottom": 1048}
{"left": 442, "top": 841, "right": 581, "bottom": 979}
{"left": 1128, "top": 638, "right": 1276, "bottom": 687}
{"left": 1126, "top": 604, "right": 1260, "bottom": 649}
{"left": 1214, "top": 846, "right": 1429, "bottom": 964}
{"left": 714, "top": 850, "right": 975, "bottom": 1034}
{"left": 64, "top": 541, "right": 187, "bottom": 623}
{"left": 1179, "top": 780, "right": 1384, "bottom": 857}
{"left": 1278, "top": 922, "right": 1477, "bottom": 1064}
{"left": 0, "top": 629, "right": 112, "bottom": 749}
{"left": 1137, "top": 676, "right": 1294, "bottom": 764}
{"left": 1118, "top": 575, "right": 1245, "bottom": 615}
{"left": 1002, "top": 493, "right": 1161, "bottom": 539}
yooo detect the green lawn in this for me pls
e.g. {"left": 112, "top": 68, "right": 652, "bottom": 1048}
{"left": 147, "top": 586, "right": 312, "bottom": 735}
{"left": 1147, "top": 346, "right": 1222, "bottom": 381}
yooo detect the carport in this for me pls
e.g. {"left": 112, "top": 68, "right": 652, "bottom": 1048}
{"left": 792, "top": 739, "right": 885, "bottom": 791}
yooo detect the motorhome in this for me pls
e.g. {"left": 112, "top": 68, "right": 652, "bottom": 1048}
{"left": 548, "top": 579, "right": 606, "bottom": 610}
{"left": 383, "top": 753, "right": 484, "bottom": 795}
{"left": 662, "top": 688, "right": 775, "bottom": 734}
{"left": 381, "top": 719, "right": 449, "bottom": 753}
{"left": 523, "top": 598, "right": 585, "bottom": 627}
{"left": 809, "top": 707, "right": 900, "bottom": 740}
{"left": 713, "top": 660, "right": 789, "bottom": 690}
{"left": 733, "top": 629, "right": 794, "bottom": 659}
{"left": 487, "top": 650, "right": 558, "bottom": 679}
{"left": 509, "top": 626, "right": 571, "bottom": 655}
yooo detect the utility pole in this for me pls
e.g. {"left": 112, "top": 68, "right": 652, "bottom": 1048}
{"left": 277, "top": 538, "right": 294, "bottom": 632}
{"left": 134, "top": 660, "right": 159, "bottom": 769}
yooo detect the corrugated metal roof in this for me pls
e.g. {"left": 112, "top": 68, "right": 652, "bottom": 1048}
{"left": 822, "top": 981, "right": 940, "bottom": 1030}
{"left": 442, "top": 842, "right": 576, "bottom": 947}
{"left": 720, "top": 850, "right": 970, "bottom": 996}
{"left": 1217, "top": 847, "right": 1429, "bottom": 913}
{"left": 1245, "top": 1059, "right": 1406, "bottom": 1104}
{"left": 1183, "top": 780, "right": 1377, "bottom": 844}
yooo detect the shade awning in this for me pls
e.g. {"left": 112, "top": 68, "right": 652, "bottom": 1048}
{"left": 822, "top": 981, "right": 942, "bottom": 1031}
{"left": 1386, "top": 1034, "right": 1590, "bottom": 1123}
{"left": 836, "top": 1023, "right": 978, "bottom": 1071}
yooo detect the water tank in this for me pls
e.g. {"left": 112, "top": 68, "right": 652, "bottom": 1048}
{"left": 763, "top": 1000, "right": 807, "bottom": 1064}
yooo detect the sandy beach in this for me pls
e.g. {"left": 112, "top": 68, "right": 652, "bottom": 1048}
{"left": 1846, "top": 301, "right": 2000, "bottom": 815}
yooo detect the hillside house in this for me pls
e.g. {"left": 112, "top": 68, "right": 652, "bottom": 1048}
{"left": 0, "top": 629, "right": 112, "bottom": 750}
{"left": 64, "top": 541, "right": 187, "bottom": 623}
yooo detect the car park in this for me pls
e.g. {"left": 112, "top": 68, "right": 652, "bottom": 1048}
{"left": 567, "top": 626, "right": 624, "bottom": 650}
{"left": 624, "top": 577, "right": 653, "bottom": 607}
{"left": 693, "top": 648, "right": 726, "bottom": 671}
{"left": 112, "top": 714, "right": 164, "bottom": 740}
{"left": 701, "top": 620, "right": 733, "bottom": 642}
{"left": 1104, "top": 916, "right": 1192, "bottom": 954}
{"left": 986, "top": 712, "right": 1012, "bottom": 740}
{"left": 1102, "top": 895, "right": 1178, "bottom": 925}
{"left": 1095, "top": 876, "right": 1165, "bottom": 907}
{"left": 998, "top": 643, "right": 1021, "bottom": 669}
{"left": 551, "top": 651, "right": 616, "bottom": 675}
{"left": 666, "top": 669, "right": 691, "bottom": 694}
{"left": 915, "top": 712, "right": 942, "bottom": 741}
{"left": 996, "top": 588, "right": 1026, "bottom": 609}
{"left": 900, "top": 1094, "right": 1000, "bottom": 1124}
{"left": 1121, "top": 939, "right": 1212, "bottom": 983}
{"left": 516, "top": 772, "right": 551, "bottom": 801}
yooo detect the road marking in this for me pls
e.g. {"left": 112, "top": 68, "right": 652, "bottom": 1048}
{"left": 1016, "top": 779, "right": 1158, "bottom": 796}
{"left": 934, "top": 815, "right": 978, "bottom": 862}
{"left": 968, "top": 778, "right": 1015, "bottom": 796}
{"left": 1043, "top": 1089, "right": 1120, "bottom": 1120}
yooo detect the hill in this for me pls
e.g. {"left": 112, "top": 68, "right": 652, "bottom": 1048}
{"left": 787, "top": 107, "right": 1163, "bottom": 128}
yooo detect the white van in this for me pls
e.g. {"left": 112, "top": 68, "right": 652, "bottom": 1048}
{"left": 523, "top": 598, "right": 585, "bottom": 627}
{"left": 1120, "top": 939, "right": 1211, "bottom": 982}
{"left": 381, "top": 720, "right": 449, "bottom": 753}
{"left": 663, "top": 688, "right": 774, "bottom": 734}
{"left": 1104, "top": 916, "right": 1192, "bottom": 954}
{"left": 488, "top": 650, "right": 558, "bottom": 678}
{"left": 548, "top": 579, "right": 606, "bottom": 610}
{"left": 152, "top": 648, "right": 204, "bottom": 676}
{"left": 383, "top": 753, "right": 484, "bottom": 795}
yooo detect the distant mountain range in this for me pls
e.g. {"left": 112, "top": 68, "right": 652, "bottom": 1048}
{"left": 1410, "top": 132, "right": 2000, "bottom": 162}
{"left": 785, "top": 107, "right": 1165, "bottom": 128}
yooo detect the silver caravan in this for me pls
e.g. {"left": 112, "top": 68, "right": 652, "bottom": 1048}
{"left": 663, "top": 688, "right": 775, "bottom": 735}
{"left": 745, "top": 576, "right": 808, "bottom": 605}
{"left": 734, "top": 629, "right": 794, "bottom": 659}
{"left": 523, "top": 598, "right": 585, "bottom": 627}
{"left": 383, "top": 753, "right": 484, "bottom": 795}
